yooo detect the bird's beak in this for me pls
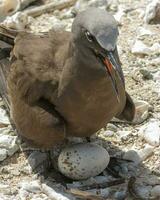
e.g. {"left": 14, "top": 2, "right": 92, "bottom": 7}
{"left": 103, "top": 51, "right": 121, "bottom": 102}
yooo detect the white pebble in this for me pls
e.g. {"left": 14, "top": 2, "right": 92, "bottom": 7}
{"left": 0, "top": 135, "right": 19, "bottom": 156}
{"left": 114, "top": 5, "right": 125, "bottom": 24}
{"left": 2, "top": 12, "right": 28, "bottom": 29}
{"left": 138, "top": 144, "right": 154, "bottom": 161}
{"left": 103, "top": 130, "right": 115, "bottom": 137}
{"left": 0, "top": 183, "right": 11, "bottom": 195}
{"left": 151, "top": 185, "right": 160, "bottom": 197}
{"left": 144, "top": 0, "right": 160, "bottom": 24}
{"left": 123, "top": 144, "right": 154, "bottom": 164}
{"left": 123, "top": 149, "right": 141, "bottom": 165}
{"left": 0, "top": 148, "right": 7, "bottom": 161}
{"left": 153, "top": 71, "right": 160, "bottom": 83}
{"left": 0, "top": 107, "right": 10, "bottom": 124}
{"left": 116, "top": 131, "right": 131, "bottom": 140}
{"left": 73, "top": 0, "right": 108, "bottom": 14}
{"left": 135, "top": 185, "right": 152, "bottom": 199}
{"left": 114, "top": 190, "right": 127, "bottom": 200}
{"left": 131, "top": 40, "right": 160, "bottom": 56}
{"left": 137, "top": 27, "right": 154, "bottom": 37}
{"left": 133, "top": 100, "right": 149, "bottom": 124}
{"left": 140, "top": 119, "right": 160, "bottom": 146}
{"left": 0, "top": 134, "right": 17, "bottom": 148}
{"left": 19, "top": 188, "right": 30, "bottom": 200}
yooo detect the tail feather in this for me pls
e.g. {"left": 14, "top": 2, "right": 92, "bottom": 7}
{"left": 0, "top": 25, "right": 16, "bottom": 113}
{"left": 0, "top": 59, "right": 10, "bottom": 113}
{"left": 0, "top": 47, "right": 12, "bottom": 60}
{"left": 0, "top": 25, "right": 17, "bottom": 45}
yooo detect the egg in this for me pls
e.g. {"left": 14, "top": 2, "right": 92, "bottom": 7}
{"left": 58, "top": 143, "right": 110, "bottom": 180}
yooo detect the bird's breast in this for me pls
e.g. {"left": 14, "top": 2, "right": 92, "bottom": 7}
{"left": 54, "top": 61, "right": 126, "bottom": 137}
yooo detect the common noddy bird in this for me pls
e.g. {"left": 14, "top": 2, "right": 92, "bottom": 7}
{"left": 0, "top": 8, "right": 135, "bottom": 148}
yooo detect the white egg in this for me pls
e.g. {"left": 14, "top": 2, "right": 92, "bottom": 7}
{"left": 58, "top": 143, "right": 110, "bottom": 180}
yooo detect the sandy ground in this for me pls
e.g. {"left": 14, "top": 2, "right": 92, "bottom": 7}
{"left": 0, "top": 0, "right": 160, "bottom": 199}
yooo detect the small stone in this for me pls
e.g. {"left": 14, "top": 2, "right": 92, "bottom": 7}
{"left": 107, "top": 123, "right": 117, "bottom": 131}
{"left": 19, "top": 188, "right": 30, "bottom": 200}
{"left": 131, "top": 40, "right": 150, "bottom": 55}
{"left": 149, "top": 57, "right": 160, "bottom": 66}
{"left": 143, "top": 175, "right": 160, "bottom": 185}
{"left": 114, "top": 5, "right": 125, "bottom": 24}
{"left": 72, "top": 0, "right": 108, "bottom": 15}
{"left": 114, "top": 190, "right": 127, "bottom": 200}
{"left": 100, "top": 188, "right": 110, "bottom": 198}
{"left": 138, "top": 144, "right": 154, "bottom": 161}
{"left": 123, "top": 145, "right": 154, "bottom": 165}
{"left": 67, "top": 137, "right": 85, "bottom": 144}
{"left": 139, "top": 119, "right": 160, "bottom": 146}
{"left": 135, "top": 185, "right": 152, "bottom": 199}
{"left": 0, "top": 148, "right": 7, "bottom": 161}
{"left": 103, "top": 130, "right": 114, "bottom": 137}
{"left": 19, "top": 180, "right": 41, "bottom": 193}
{"left": 123, "top": 150, "right": 141, "bottom": 165}
{"left": 0, "top": 107, "right": 10, "bottom": 124}
{"left": 140, "top": 69, "right": 153, "bottom": 80}
{"left": 0, "top": 127, "right": 12, "bottom": 135}
{"left": 11, "top": 169, "right": 20, "bottom": 176}
{"left": 131, "top": 40, "right": 160, "bottom": 56}
{"left": 144, "top": 0, "right": 160, "bottom": 24}
{"left": 151, "top": 185, "right": 160, "bottom": 197}
{"left": 2, "top": 12, "right": 28, "bottom": 29}
{"left": 108, "top": 0, "right": 119, "bottom": 11}
{"left": 132, "top": 100, "right": 149, "bottom": 124}
{"left": 0, "top": 183, "right": 11, "bottom": 195}
{"left": 29, "top": 15, "right": 66, "bottom": 33}
{"left": 153, "top": 71, "right": 160, "bottom": 82}
{"left": 116, "top": 131, "right": 131, "bottom": 140}
{"left": 137, "top": 26, "right": 154, "bottom": 37}
{"left": 20, "top": 165, "right": 32, "bottom": 175}
{"left": 0, "top": 135, "right": 19, "bottom": 156}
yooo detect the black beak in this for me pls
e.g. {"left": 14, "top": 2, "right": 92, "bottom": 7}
{"left": 103, "top": 50, "right": 124, "bottom": 102}
{"left": 93, "top": 40, "right": 124, "bottom": 102}
{"left": 107, "top": 51, "right": 124, "bottom": 83}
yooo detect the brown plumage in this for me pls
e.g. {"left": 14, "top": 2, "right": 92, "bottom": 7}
{"left": 0, "top": 8, "right": 135, "bottom": 148}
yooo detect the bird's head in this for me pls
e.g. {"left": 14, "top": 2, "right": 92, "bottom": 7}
{"left": 72, "top": 8, "right": 124, "bottom": 101}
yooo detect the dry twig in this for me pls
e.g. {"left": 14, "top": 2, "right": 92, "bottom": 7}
{"left": 24, "top": 0, "right": 77, "bottom": 17}
{"left": 75, "top": 178, "right": 125, "bottom": 191}
{"left": 66, "top": 188, "right": 105, "bottom": 200}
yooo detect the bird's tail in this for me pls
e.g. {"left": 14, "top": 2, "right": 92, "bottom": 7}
{"left": 0, "top": 25, "right": 17, "bottom": 45}
{"left": 0, "top": 25, "right": 18, "bottom": 113}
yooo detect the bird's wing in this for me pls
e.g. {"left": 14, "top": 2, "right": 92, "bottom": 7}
{"left": 8, "top": 30, "right": 70, "bottom": 106}
{"left": 116, "top": 91, "right": 135, "bottom": 121}
{"left": 0, "top": 58, "right": 10, "bottom": 113}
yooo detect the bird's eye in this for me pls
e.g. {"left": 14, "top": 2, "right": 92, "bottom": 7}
{"left": 85, "top": 31, "right": 94, "bottom": 42}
